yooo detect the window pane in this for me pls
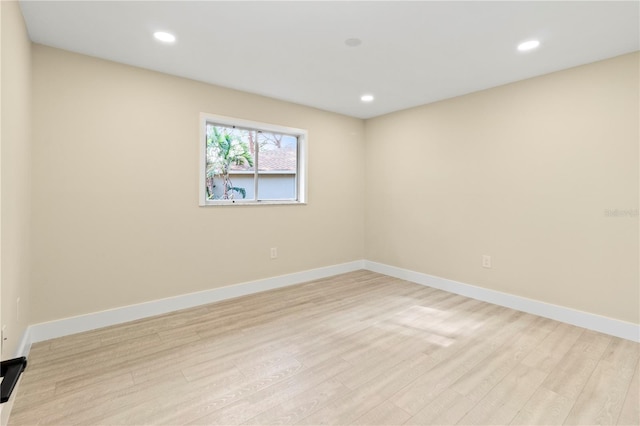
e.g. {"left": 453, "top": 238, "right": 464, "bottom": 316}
{"left": 200, "top": 114, "right": 305, "bottom": 206}
{"left": 205, "top": 124, "right": 255, "bottom": 200}
{"left": 257, "top": 132, "right": 297, "bottom": 200}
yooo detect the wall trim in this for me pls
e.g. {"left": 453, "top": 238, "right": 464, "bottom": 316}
{"left": 27, "top": 260, "right": 365, "bottom": 344}
{"left": 14, "top": 327, "right": 31, "bottom": 358}
{"left": 364, "top": 260, "right": 640, "bottom": 343}
{"left": 18, "top": 258, "right": 639, "bottom": 356}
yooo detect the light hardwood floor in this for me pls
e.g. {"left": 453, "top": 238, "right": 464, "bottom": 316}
{"left": 9, "top": 271, "right": 640, "bottom": 425}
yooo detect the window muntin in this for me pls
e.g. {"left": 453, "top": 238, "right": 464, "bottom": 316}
{"left": 200, "top": 114, "right": 306, "bottom": 205}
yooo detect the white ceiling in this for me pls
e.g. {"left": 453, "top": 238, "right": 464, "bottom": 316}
{"left": 19, "top": 1, "right": 640, "bottom": 119}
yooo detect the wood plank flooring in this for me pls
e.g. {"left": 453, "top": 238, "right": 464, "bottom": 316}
{"left": 9, "top": 271, "right": 640, "bottom": 425}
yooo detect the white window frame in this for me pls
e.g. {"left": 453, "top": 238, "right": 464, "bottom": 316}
{"left": 199, "top": 113, "right": 307, "bottom": 206}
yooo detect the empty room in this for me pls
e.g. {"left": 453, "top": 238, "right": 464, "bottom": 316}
{"left": 1, "top": 1, "right": 638, "bottom": 425}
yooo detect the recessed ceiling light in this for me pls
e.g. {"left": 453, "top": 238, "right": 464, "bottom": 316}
{"left": 345, "top": 38, "right": 362, "bottom": 47}
{"left": 361, "top": 94, "right": 374, "bottom": 102}
{"left": 154, "top": 31, "right": 176, "bottom": 43}
{"left": 517, "top": 40, "right": 540, "bottom": 52}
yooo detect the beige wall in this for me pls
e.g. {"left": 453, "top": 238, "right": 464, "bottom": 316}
{"left": 365, "top": 52, "right": 639, "bottom": 324}
{"left": 1, "top": 0, "right": 32, "bottom": 357}
{"left": 30, "top": 45, "right": 365, "bottom": 323}
{"left": 17, "top": 38, "right": 640, "bottom": 328}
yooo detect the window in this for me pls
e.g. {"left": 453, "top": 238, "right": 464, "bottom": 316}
{"left": 199, "top": 113, "right": 307, "bottom": 205}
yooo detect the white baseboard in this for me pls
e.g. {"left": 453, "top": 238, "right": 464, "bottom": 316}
{"left": 27, "top": 260, "right": 364, "bottom": 344}
{"left": 14, "top": 327, "right": 31, "bottom": 358}
{"left": 17, "top": 258, "right": 639, "bottom": 357}
{"left": 365, "top": 260, "right": 640, "bottom": 343}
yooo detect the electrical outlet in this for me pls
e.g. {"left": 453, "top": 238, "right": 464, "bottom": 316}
{"left": 270, "top": 247, "right": 278, "bottom": 259}
{"left": 482, "top": 255, "right": 492, "bottom": 268}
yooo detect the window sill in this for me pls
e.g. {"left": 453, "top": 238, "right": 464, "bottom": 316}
{"left": 200, "top": 200, "right": 306, "bottom": 207}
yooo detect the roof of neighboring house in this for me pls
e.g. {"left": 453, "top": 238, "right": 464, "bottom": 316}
{"left": 231, "top": 148, "right": 296, "bottom": 172}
